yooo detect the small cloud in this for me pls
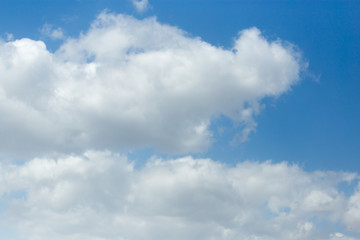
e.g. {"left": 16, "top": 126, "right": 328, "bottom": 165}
{"left": 41, "top": 23, "right": 64, "bottom": 40}
{"left": 132, "top": 0, "right": 149, "bottom": 13}
{"left": 5, "top": 33, "right": 14, "bottom": 41}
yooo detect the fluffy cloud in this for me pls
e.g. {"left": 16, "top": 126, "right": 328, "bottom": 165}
{"left": 0, "top": 12, "right": 302, "bottom": 158}
{"left": 0, "top": 151, "right": 359, "bottom": 240}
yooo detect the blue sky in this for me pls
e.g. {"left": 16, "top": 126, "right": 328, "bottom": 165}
{"left": 0, "top": 1, "right": 359, "bottom": 240}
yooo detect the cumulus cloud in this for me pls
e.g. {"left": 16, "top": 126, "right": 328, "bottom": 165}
{"left": 0, "top": 12, "right": 302, "bottom": 158}
{"left": 0, "top": 151, "right": 359, "bottom": 240}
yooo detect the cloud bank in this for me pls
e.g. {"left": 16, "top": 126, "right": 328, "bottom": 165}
{"left": 0, "top": 152, "right": 359, "bottom": 240}
{"left": 0, "top": 12, "right": 302, "bottom": 158}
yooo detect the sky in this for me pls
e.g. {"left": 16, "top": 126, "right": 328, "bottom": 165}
{"left": 0, "top": 0, "right": 359, "bottom": 239}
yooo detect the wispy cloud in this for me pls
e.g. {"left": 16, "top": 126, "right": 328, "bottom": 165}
{"left": 5, "top": 33, "right": 14, "bottom": 41}
{"left": 41, "top": 23, "right": 64, "bottom": 40}
{"left": 132, "top": 0, "right": 149, "bottom": 13}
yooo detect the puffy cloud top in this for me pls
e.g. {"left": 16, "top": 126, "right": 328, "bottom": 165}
{"left": 0, "top": 12, "right": 302, "bottom": 158}
{"left": 0, "top": 151, "right": 358, "bottom": 240}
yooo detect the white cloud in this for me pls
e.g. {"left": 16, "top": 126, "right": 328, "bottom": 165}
{"left": 0, "top": 152, "right": 359, "bottom": 240}
{"left": 132, "top": 0, "right": 149, "bottom": 13}
{"left": 41, "top": 23, "right": 64, "bottom": 40}
{"left": 5, "top": 33, "right": 14, "bottom": 41}
{"left": 0, "top": 12, "right": 303, "bottom": 158}
{"left": 343, "top": 184, "right": 360, "bottom": 232}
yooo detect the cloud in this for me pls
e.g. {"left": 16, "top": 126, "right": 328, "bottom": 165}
{"left": 0, "top": 151, "right": 359, "bottom": 240}
{"left": 41, "top": 24, "right": 64, "bottom": 40}
{"left": 5, "top": 33, "right": 14, "bottom": 41}
{"left": 0, "top": 12, "right": 303, "bottom": 158}
{"left": 343, "top": 184, "right": 360, "bottom": 232}
{"left": 132, "top": 0, "right": 149, "bottom": 13}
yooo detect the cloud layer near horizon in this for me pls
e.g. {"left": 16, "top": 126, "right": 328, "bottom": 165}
{"left": 0, "top": 151, "right": 359, "bottom": 240}
{"left": 0, "top": 12, "right": 302, "bottom": 158}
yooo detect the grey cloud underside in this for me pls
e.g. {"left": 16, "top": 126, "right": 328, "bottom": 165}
{"left": 0, "top": 12, "right": 302, "bottom": 158}
{"left": 0, "top": 151, "right": 359, "bottom": 240}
